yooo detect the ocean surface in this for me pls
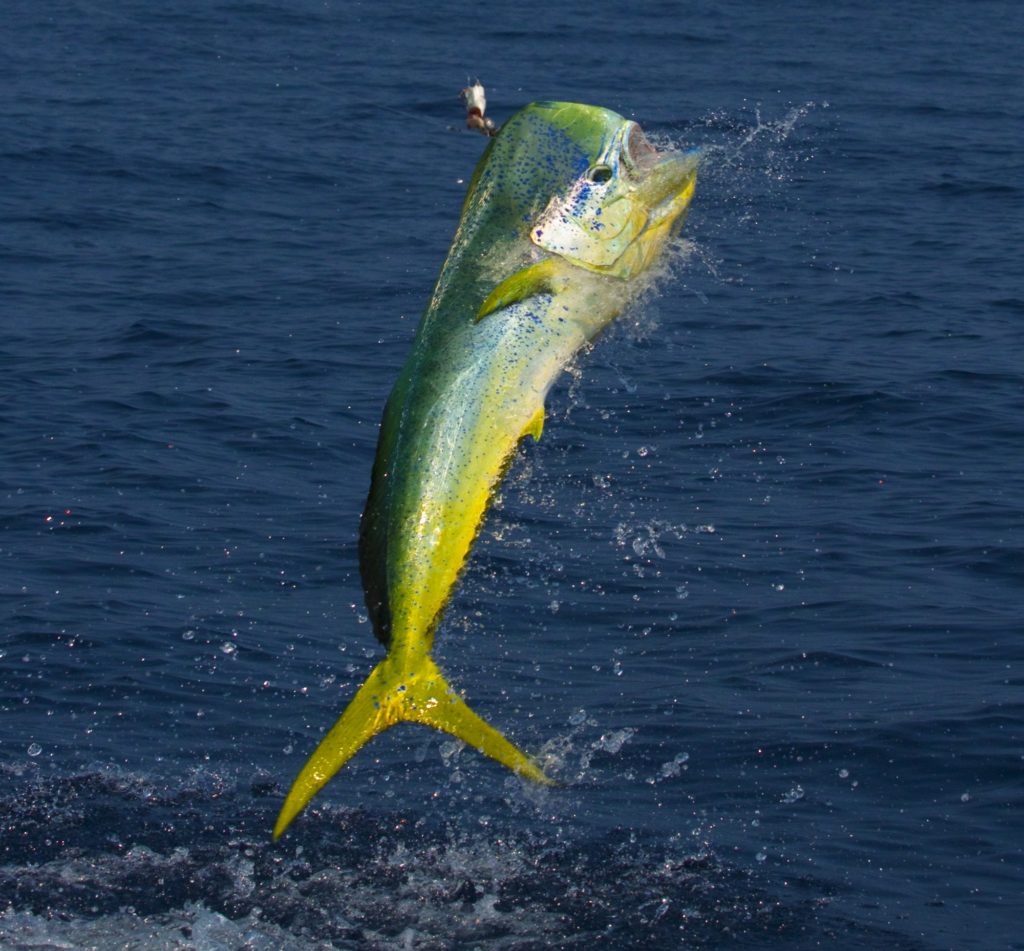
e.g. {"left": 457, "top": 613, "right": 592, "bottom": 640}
{"left": 2, "top": 1, "right": 1022, "bottom": 948}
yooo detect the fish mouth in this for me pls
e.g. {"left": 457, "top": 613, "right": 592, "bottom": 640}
{"left": 626, "top": 128, "right": 700, "bottom": 233}
{"left": 611, "top": 136, "right": 699, "bottom": 279}
{"left": 618, "top": 145, "right": 699, "bottom": 279}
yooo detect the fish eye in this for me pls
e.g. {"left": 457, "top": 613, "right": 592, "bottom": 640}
{"left": 586, "top": 164, "right": 613, "bottom": 184}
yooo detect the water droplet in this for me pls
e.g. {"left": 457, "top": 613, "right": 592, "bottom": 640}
{"left": 181, "top": 629, "right": 195, "bottom": 641}
{"left": 220, "top": 642, "right": 237, "bottom": 655}
{"left": 595, "top": 728, "right": 635, "bottom": 754}
{"left": 568, "top": 709, "right": 587, "bottom": 726}
{"left": 960, "top": 792, "right": 971, "bottom": 803}
{"left": 658, "top": 761, "right": 679, "bottom": 780}
{"left": 772, "top": 583, "right": 785, "bottom": 592}
{"left": 27, "top": 743, "right": 42, "bottom": 757}
{"left": 838, "top": 768, "right": 849, "bottom": 779}
{"left": 755, "top": 850, "right": 767, "bottom": 862}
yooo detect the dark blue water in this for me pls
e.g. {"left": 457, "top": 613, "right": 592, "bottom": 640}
{"left": 2, "top": 1, "right": 1022, "bottom": 947}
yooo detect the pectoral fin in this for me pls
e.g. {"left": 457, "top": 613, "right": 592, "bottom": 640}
{"left": 476, "top": 258, "right": 567, "bottom": 321}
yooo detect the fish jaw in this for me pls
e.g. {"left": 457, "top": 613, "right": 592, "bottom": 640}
{"left": 605, "top": 150, "right": 699, "bottom": 280}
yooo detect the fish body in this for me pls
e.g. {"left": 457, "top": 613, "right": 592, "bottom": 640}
{"left": 275, "top": 102, "right": 698, "bottom": 838}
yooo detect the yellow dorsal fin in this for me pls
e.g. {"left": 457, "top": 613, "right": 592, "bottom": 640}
{"left": 273, "top": 655, "right": 552, "bottom": 839}
{"left": 476, "top": 258, "right": 567, "bottom": 321}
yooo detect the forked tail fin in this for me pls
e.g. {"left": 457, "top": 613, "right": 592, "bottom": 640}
{"left": 273, "top": 655, "right": 552, "bottom": 839}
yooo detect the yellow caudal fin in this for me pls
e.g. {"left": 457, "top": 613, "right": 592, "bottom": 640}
{"left": 273, "top": 655, "right": 552, "bottom": 839}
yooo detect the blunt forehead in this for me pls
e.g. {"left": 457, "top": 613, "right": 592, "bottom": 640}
{"left": 471, "top": 101, "right": 628, "bottom": 216}
{"left": 522, "top": 101, "right": 628, "bottom": 157}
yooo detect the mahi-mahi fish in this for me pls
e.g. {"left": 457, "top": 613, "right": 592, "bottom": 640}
{"left": 274, "top": 101, "right": 698, "bottom": 838}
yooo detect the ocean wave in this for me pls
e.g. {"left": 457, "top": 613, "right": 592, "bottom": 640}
{"left": 0, "top": 770, "right": 919, "bottom": 951}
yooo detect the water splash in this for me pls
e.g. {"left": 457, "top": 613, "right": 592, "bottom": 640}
{"left": 0, "top": 769, "right": 838, "bottom": 950}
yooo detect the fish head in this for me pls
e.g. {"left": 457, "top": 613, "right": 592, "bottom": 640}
{"left": 520, "top": 102, "right": 699, "bottom": 280}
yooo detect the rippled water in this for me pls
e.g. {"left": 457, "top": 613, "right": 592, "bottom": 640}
{"left": 2, "top": 1, "right": 1022, "bottom": 948}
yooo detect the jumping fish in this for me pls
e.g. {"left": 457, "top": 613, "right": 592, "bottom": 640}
{"left": 274, "top": 101, "right": 698, "bottom": 838}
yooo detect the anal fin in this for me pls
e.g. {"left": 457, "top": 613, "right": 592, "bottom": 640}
{"left": 522, "top": 407, "right": 544, "bottom": 442}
